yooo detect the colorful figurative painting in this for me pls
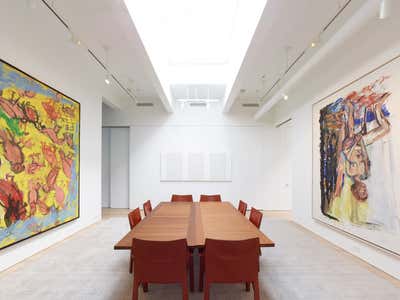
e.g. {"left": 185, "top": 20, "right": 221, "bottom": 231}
{"left": 0, "top": 60, "right": 80, "bottom": 250}
{"left": 312, "top": 56, "right": 400, "bottom": 256}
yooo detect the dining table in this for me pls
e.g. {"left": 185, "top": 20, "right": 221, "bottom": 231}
{"left": 114, "top": 201, "right": 275, "bottom": 250}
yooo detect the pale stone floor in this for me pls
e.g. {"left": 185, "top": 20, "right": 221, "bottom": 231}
{"left": 0, "top": 211, "right": 399, "bottom": 300}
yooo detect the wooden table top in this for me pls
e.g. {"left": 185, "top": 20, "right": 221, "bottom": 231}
{"left": 114, "top": 202, "right": 275, "bottom": 250}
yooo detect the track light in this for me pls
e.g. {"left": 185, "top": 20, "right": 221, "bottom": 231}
{"left": 379, "top": 0, "right": 391, "bottom": 19}
{"left": 310, "top": 41, "right": 317, "bottom": 48}
{"left": 283, "top": 94, "right": 289, "bottom": 101}
{"left": 69, "top": 31, "right": 82, "bottom": 46}
{"left": 105, "top": 74, "right": 111, "bottom": 85}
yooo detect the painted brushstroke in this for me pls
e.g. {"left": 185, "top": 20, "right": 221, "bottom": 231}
{"left": 0, "top": 61, "right": 79, "bottom": 250}
{"left": 319, "top": 76, "right": 397, "bottom": 231}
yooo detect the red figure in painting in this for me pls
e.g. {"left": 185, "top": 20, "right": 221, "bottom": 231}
{"left": 54, "top": 184, "right": 65, "bottom": 209}
{"left": 0, "top": 129, "right": 25, "bottom": 173}
{"left": 41, "top": 142, "right": 57, "bottom": 167}
{"left": 59, "top": 150, "right": 73, "bottom": 178}
{"left": 42, "top": 167, "right": 60, "bottom": 193}
{"left": 41, "top": 124, "right": 64, "bottom": 145}
{"left": 26, "top": 153, "right": 45, "bottom": 174}
{"left": 42, "top": 99, "right": 60, "bottom": 121}
{"left": 0, "top": 174, "right": 27, "bottom": 226}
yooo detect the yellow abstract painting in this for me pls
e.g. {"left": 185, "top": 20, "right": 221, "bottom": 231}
{"left": 0, "top": 59, "right": 80, "bottom": 250}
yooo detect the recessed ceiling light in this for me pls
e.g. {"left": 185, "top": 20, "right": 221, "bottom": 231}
{"left": 283, "top": 94, "right": 289, "bottom": 101}
{"left": 310, "top": 42, "right": 317, "bottom": 48}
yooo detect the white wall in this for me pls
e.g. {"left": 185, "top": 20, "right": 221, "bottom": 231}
{"left": 0, "top": 2, "right": 106, "bottom": 271}
{"left": 270, "top": 12, "right": 400, "bottom": 279}
{"left": 103, "top": 105, "right": 291, "bottom": 210}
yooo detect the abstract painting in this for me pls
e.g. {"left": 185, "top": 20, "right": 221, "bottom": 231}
{"left": 312, "top": 56, "right": 400, "bottom": 255}
{"left": 0, "top": 59, "right": 80, "bottom": 250}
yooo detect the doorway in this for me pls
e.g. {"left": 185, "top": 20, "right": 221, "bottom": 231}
{"left": 102, "top": 127, "right": 130, "bottom": 208}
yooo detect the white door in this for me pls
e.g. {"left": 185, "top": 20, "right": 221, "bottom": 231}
{"left": 103, "top": 127, "right": 130, "bottom": 209}
{"left": 102, "top": 128, "right": 111, "bottom": 207}
{"left": 277, "top": 120, "right": 293, "bottom": 210}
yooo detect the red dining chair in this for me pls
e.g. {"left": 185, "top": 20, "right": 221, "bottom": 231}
{"left": 128, "top": 208, "right": 142, "bottom": 274}
{"left": 199, "top": 194, "right": 222, "bottom": 202}
{"left": 249, "top": 207, "right": 263, "bottom": 229}
{"left": 201, "top": 238, "right": 260, "bottom": 300}
{"left": 171, "top": 194, "right": 193, "bottom": 202}
{"left": 131, "top": 238, "right": 191, "bottom": 300}
{"left": 238, "top": 200, "right": 248, "bottom": 216}
{"left": 143, "top": 200, "right": 152, "bottom": 217}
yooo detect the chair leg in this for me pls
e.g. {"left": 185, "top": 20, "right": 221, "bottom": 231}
{"left": 252, "top": 279, "right": 260, "bottom": 300}
{"left": 182, "top": 276, "right": 189, "bottom": 300}
{"left": 132, "top": 277, "right": 139, "bottom": 300}
{"left": 129, "top": 256, "right": 133, "bottom": 274}
{"left": 245, "top": 282, "right": 250, "bottom": 291}
{"left": 142, "top": 283, "right": 148, "bottom": 293}
{"left": 189, "top": 253, "right": 194, "bottom": 292}
{"left": 199, "top": 253, "right": 204, "bottom": 291}
{"left": 203, "top": 280, "right": 210, "bottom": 300}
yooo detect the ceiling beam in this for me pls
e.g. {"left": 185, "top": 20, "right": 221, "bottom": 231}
{"left": 254, "top": 0, "right": 379, "bottom": 120}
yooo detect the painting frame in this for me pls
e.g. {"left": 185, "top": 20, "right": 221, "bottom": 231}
{"left": 312, "top": 54, "right": 400, "bottom": 257}
{"left": 0, "top": 58, "right": 80, "bottom": 251}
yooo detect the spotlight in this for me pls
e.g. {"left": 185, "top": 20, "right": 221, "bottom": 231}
{"left": 105, "top": 74, "right": 111, "bottom": 85}
{"left": 283, "top": 94, "right": 289, "bottom": 101}
{"left": 379, "top": 0, "right": 391, "bottom": 19}
{"left": 310, "top": 42, "right": 317, "bottom": 48}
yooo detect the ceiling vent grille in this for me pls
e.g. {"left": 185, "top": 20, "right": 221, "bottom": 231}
{"left": 136, "top": 102, "right": 154, "bottom": 107}
{"left": 241, "top": 103, "right": 260, "bottom": 107}
{"left": 189, "top": 102, "right": 207, "bottom": 107}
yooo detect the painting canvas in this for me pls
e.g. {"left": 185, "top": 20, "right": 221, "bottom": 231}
{"left": 312, "top": 56, "right": 400, "bottom": 255}
{"left": 0, "top": 60, "right": 80, "bottom": 250}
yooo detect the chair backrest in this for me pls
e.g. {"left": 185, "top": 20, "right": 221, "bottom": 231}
{"left": 171, "top": 194, "right": 193, "bottom": 202}
{"left": 132, "top": 238, "right": 188, "bottom": 282}
{"left": 143, "top": 200, "right": 152, "bottom": 217}
{"left": 199, "top": 194, "right": 222, "bottom": 202}
{"left": 238, "top": 200, "right": 248, "bottom": 216}
{"left": 249, "top": 207, "right": 263, "bottom": 229}
{"left": 204, "top": 238, "right": 259, "bottom": 282}
{"left": 128, "top": 208, "right": 142, "bottom": 229}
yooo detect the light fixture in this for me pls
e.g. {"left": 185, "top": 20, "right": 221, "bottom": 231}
{"left": 69, "top": 31, "right": 82, "bottom": 46}
{"left": 283, "top": 94, "right": 289, "bottom": 101}
{"left": 310, "top": 41, "right": 317, "bottom": 48}
{"left": 105, "top": 74, "right": 111, "bottom": 85}
{"left": 379, "top": 0, "right": 391, "bottom": 19}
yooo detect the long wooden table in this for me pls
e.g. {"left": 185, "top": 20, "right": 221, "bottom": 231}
{"left": 114, "top": 202, "right": 275, "bottom": 250}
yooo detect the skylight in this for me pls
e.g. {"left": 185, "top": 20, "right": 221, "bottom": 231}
{"left": 124, "top": 0, "right": 266, "bottom": 104}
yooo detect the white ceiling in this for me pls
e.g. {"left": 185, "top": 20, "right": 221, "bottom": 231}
{"left": 15, "top": 0, "right": 370, "bottom": 116}
{"left": 225, "top": 0, "right": 365, "bottom": 113}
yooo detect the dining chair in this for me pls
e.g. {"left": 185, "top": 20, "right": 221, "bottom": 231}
{"left": 143, "top": 200, "right": 152, "bottom": 217}
{"left": 249, "top": 207, "right": 263, "bottom": 229}
{"left": 201, "top": 238, "right": 260, "bottom": 300}
{"left": 199, "top": 194, "right": 222, "bottom": 202}
{"left": 238, "top": 200, "right": 248, "bottom": 216}
{"left": 131, "top": 238, "right": 191, "bottom": 300}
{"left": 128, "top": 208, "right": 142, "bottom": 230}
{"left": 171, "top": 194, "right": 193, "bottom": 202}
{"left": 128, "top": 208, "right": 142, "bottom": 274}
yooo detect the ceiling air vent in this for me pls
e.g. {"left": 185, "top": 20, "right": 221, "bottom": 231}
{"left": 189, "top": 102, "right": 207, "bottom": 107}
{"left": 241, "top": 103, "right": 259, "bottom": 108}
{"left": 136, "top": 102, "right": 154, "bottom": 107}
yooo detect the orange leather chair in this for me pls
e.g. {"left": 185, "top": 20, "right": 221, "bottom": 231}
{"left": 171, "top": 194, "right": 193, "bottom": 202}
{"left": 131, "top": 238, "right": 191, "bottom": 300}
{"left": 143, "top": 200, "right": 152, "bottom": 217}
{"left": 199, "top": 194, "right": 221, "bottom": 202}
{"left": 201, "top": 238, "right": 260, "bottom": 300}
{"left": 238, "top": 200, "right": 248, "bottom": 216}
